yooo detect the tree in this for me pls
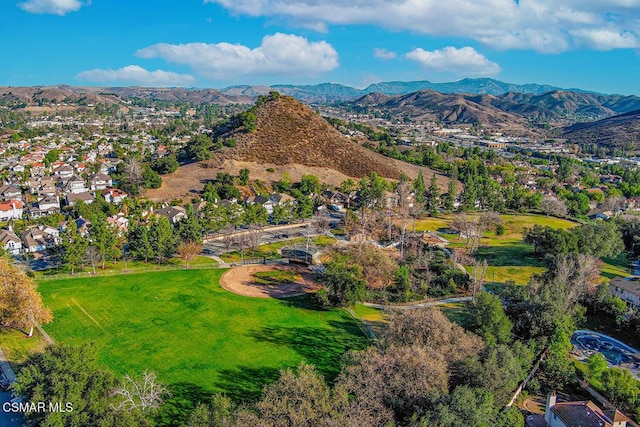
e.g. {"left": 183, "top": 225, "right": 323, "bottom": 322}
{"left": 443, "top": 178, "right": 457, "bottom": 211}
{"left": 540, "top": 196, "right": 568, "bottom": 217}
{"left": 13, "top": 344, "right": 152, "bottom": 426}
{"left": 84, "top": 245, "right": 101, "bottom": 275}
{"left": 111, "top": 371, "right": 169, "bottom": 413}
{"left": 149, "top": 217, "right": 176, "bottom": 261}
{"left": 177, "top": 241, "right": 203, "bottom": 268}
{"left": 151, "top": 155, "right": 179, "bottom": 175}
{"left": 142, "top": 165, "right": 162, "bottom": 189}
{"left": 299, "top": 174, "right": 321, "bottom": 195}
{"left": 238, "top": 168, "right": 250, "bottom": 185}
{"left": 382, "top": 308, "right": 483, "bottom": 361}
{"left": 466, "top": 291, "right": 513, "bottom": 346}
{"left": 421, "top": 386, "right": 496, "bottom": 427}
{"left": 586, "top": 353, "right": 608, "bottom": 383}
{"left": 470, "top": 259, "right": 488, "bottom": 301}
{"left": 175, "top": 215, "right": 204, "bottom": 243}
{"left": 425, "top": 173, "right": 440, "bottom": 215}
{"left": 601, "top": 367, "right": 639, "bottom": 410}
{"left": 89, "top": 220, "right": 122, "bottom": 269}
{"left": 127, "top": 224, "right": 155, "bottom": 262}
{"left": 254, "top": 362, "right": 348, "bottom": 426}
{"left": 316, "top": 261, "right": 367, "bottom": 307}
{"left": 413, "top": 171, "right": 426, "bottom": 203}
{"left": 182, "top": 134, "right": 213, "bottom": 161}
{"left": 61, "top": 220, "right": 88, "bottom": 274}
{"left": 0, "top": 256, "right": 52, "bottom": 337}
{"left": 339, "top": 345, "right": 448, "bottom": 425}
{"left": 121, "top": 158, "right": 145, "bottom": 195}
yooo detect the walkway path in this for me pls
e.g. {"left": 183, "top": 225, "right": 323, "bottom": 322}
{"left": 363, "top": 296, "right": 471, "bottom": 310}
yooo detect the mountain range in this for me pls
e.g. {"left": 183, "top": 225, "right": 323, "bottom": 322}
{"left": 219, "top": 78, "right": 575, "bottom": 103}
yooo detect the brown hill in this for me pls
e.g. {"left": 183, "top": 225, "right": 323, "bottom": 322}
{"left": 0, "top": 85, "right": 121, "bottom": 107}
{"left": 102, "top": 87, "right": 253, "bottom": 105}
{"left": 563, "top": 109, "right": 640, "bottom": 152}
{"left": 147, "top": 96, "right": 448, "bottom": 201}
{"left": 218, "top": 95, "right": 416, "bottom": 179}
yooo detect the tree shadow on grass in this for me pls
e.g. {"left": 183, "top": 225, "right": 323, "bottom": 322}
{"left": 475, "top": 244, "right": 541, "bottom": 267}
{"left": 155, "top": 382, "right": 210, "bottom": 427}
{"left": 277, "top": 294, "right": 326, "bottom": 311}
{"left": 248, "top": 320, "right": 368, "bottom": 383}
{"left": 214, "top": 366, "right": 281, "bottom": 403}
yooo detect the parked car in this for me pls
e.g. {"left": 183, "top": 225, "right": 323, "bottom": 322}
{"left": 0, "top": 374, "right": 11, "bottom": 391}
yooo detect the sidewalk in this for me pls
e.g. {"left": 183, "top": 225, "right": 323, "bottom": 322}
{"left": 0, "top": 346, "right": 16, "bottom": 382}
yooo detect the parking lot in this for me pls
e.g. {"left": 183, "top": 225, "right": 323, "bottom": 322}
{"left": 572, "top": 330, "right": 640, "bottom": 379}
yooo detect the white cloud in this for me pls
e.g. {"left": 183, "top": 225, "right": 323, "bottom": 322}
{"left": 135, "top": 33, "right": 339, "bottom": 80}
{"left": 570, "top": 28, "right": 638, "bottom": 50}
{"left": 18, "top": 0, "right": 84, "bottom": 15}
{"left": 405, "top": 46, "right": 501, "bottom": 77}
{"left": 206, "top": 0, "right": 640, "bottom": 52}
{"left": 373, "top": 48, "right": 397, "bottom": 60}
{"left": 77, "top": 65, "right": 195, "bottom": 86}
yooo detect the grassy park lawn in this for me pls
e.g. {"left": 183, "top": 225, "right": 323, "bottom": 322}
{"left": 0, "top": 328, "right": 47, "bottom": 371}
{"left": 417, "top": 214, "right": 578, "bottom": 285}
{"left": 36, "top": 269, "right": 368, "bottom": 423}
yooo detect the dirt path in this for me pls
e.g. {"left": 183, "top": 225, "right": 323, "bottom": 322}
{"left": 219, "top": 264, "right": 322, "bottom": 298}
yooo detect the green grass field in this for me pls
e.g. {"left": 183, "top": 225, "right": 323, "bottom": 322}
{"left": 37, "top": 269, "right": 369, "bottom": 423}
{"left": 417, "top": 214, "right": 632, "bottom": 285}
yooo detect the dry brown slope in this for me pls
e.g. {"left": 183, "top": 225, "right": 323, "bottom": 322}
{"left": 147, "top": 96, "right": 449, "bottom": 201}
{"left": 223, "top": 96, "right": 410, "bottom": 179}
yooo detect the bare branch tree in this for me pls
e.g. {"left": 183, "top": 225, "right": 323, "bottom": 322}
{"left": 177, "top": 241, "right": 203, "bottom": 268}
{"left": 111, "top": 371, "right": 170, "bottom": 413}
{"left": 470, "top": 259, "right": 488, "bottom": 302}
{"left": 221, "top": 225, "right": 236, "bottom": 254}
{"left": 540, "top": 197, "right": 568, "bottom": 217}
{"left": 84, "top": 246, "right": 101, "bottom": 275}
{"left": 246, "top": 224, "right": 263, "bottom": 252}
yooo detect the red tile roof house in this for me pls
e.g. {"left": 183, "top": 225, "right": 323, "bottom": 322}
{"left": 102, "top": 188, "right": 128, "bottom": 204}
{"left": 0, "top": 200, "right": 24, "bottom": 221}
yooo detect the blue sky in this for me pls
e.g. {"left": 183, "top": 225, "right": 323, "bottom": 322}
{"left": 2, "top": 0, "right": 640, "bottom": 94}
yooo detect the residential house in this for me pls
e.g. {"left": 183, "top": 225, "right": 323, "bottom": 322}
{"left": 28, "top": 195, "right": 61, "bottom": 218}
{"left": 587, "top": 208, "right": 614, "bottom": 220}
{"left": 0, "top": 228, "right": 22, "bottom": 255}
{"left": 246, "top": 195, "right": 275, "bottom": 214}
{"left": 610, "top": 277, "right": 640, "bottom": 311}
{"left": 0, "top": 200, "right": 24, "bottom": 221}
{"left": 21, "top": 226, "right": 61, "bottom": 253}
{"left": 544, "top": 391, "right": 629, "bottom": 427}
{"left": 321, "top": 191, "right": 349, "bottom": 210}
{"left": 53, "top": 164, "right": 74, "bottom": 178}
{"left": 107, "top": 214, "right": 129, "bottom": 234}
{"left": 28, "top": 177, "right": 57, "bottom": 196}
{"left": 0, "top": 184, "right": 21, "bottom": 200}
{"left": 66, "top": 191, "right": 95, "bottom": 206}
{"left": 155, "top": 206, "right": 187, "bottom": 224}
{"left": 89, "top": 172, "right": 112, "bottom": 191}
{"left": 62, "top": 175, "right": 88, "bottom": 194}
{"left": 75, "top": 217, "right": 91, "bottom": 236}
{"left": 102, "top": 188, "right": 128, "bottom": 204}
